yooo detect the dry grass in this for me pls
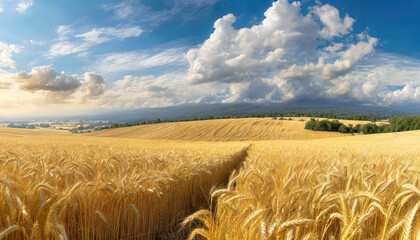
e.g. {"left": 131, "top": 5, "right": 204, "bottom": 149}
{"left": 185, "top": 131, "right": 420, "bottom": 239}
{"left": 87, "top": 118, "right": 343, "bottom": 141}
{"left": 0, "top": 132, "right": 248, "bottom": 239}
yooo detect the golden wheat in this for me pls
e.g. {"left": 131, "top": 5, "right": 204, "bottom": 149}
{"left": 1, "top": 122, "right": 418, "bottom": 239}
{"left": 87, "top": 118, "right": 343, "bottom": 141}
{"left": 186, "top": 130, "right": 420, "bottom": 239}
{"left": 0, "top": 129, "right": 248, "bottom": 239}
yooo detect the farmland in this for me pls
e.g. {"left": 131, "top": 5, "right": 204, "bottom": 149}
{"left": 0, "top": 128, "right": 249, "bottom": 239}
{"left": 185, "top": 131, "right": 420, "bottom": 239}
{"left": 87, "top": 118, "right": 344, "bottom": 141}
{"left": 0, "top": 118, "right": 419, "bottom": 239}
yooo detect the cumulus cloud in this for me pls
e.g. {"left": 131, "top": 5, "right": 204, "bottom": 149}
{"left": 383, "top": 84, "right": 420, "bottom": 105}
{"left": 323, "top": 54, "right": 420, "bottom": 106}
{"left": 48, "top": 26, "right": 142, "bottom": 57}
{"left": 181, "top": 0, "right": 417, "bottom": 108}
{"left": 187, "top": 0, "right": 319, "bottom": 84}
{"left": 183, "top": 0, "right": 377, "bottom": 104}
{"left": 16, "top": 0, "right": 33, "bottom": 14}
{"left": 94, "top": 48, "right": 187, "bottom": 73}
{"left": 15, "top": 66, "right": 81, "bottom": 92}
{"left": 87, "top": 0, "right": 419, "bottom": 110}
{"left": 281, "top": 34, "right": 378, "bottom": 81}
{"left": 2, "top": 66, "right": 106, "bottom": 104}
{"left": 83, "top": 72, "right": 106, "bottom": 97}
{"left": 312, "top": 4, "right": 354, "bottom": 39}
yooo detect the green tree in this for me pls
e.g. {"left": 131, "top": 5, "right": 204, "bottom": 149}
{"left": 338, "top": 125, "right": 350, "bottom": 133}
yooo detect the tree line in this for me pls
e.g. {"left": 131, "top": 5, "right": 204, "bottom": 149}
{"left": 305, "top": 116, "right": 420, "bottom": 134}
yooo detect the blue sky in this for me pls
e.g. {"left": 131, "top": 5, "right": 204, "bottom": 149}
{"left": 0, "top": 0, "right": 419, "bottom": 117}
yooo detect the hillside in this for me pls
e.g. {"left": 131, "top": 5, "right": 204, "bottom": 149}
{"left": 87, "top": 118, "right": 345, "bottom": 141}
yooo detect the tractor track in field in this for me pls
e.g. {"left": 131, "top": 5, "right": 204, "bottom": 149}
{"left": 158, "top": 144, "right": 252, "bottom": 240}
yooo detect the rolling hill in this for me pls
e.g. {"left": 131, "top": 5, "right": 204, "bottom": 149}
{"left": 87, "top": 118, "right": 345, "bottom": 141}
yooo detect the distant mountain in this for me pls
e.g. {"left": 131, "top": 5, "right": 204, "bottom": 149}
{"left": 4, "top": 101, "right": 417, "bottom": 123}
{"left": 78, "top": 101, "right": 419, "bottom": 123}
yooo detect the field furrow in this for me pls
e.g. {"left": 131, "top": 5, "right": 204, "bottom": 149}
{"left": 0, "top": 133, "right": 249, "bottom": 239}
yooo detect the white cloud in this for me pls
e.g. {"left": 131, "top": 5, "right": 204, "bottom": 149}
{"left": 56, "top": 25, "right": 73, "bottom": 40}
{"left": 75, "top": 27, "right": 142, "bottom": 44}
{"left": 104, "top": 1, "right": 133, "bottom": 19}
{"left": 1, "top": 0, "right": 419, "bottom": 117}
{"left": 16, "top": 0, "right": 33, "bottom": 14}
{"left": 186, "top": 0, "right": 319, "bottom": 84}
{"left": 94, "top": 48, "right": 187, "bottom": 73}
{"left": 0, "top": 41, "right": 22, "bottom": 70}
{"left": 0, "top": 7, "right": 3, "bottom": 13}
{"left": 48, "top": 42, "right": 87, "bottom": 58}
{"left": 383, "top": 84, "right": 420, "bottom": 105}
{"left": 48, "top": 26, "right": 142, "bottom": 57}
{"left": 324, "top": 54, "right": 420, "bottom": 106}
{"left": 28, "top": 40, "right": 44, "bottom": 46}
{"left": 180, "top": 0, "right": 417, "bottom": 107}
{"left": 104, "top": 0, "right": 219, "bottom": 26}
{"left": 312, "top": 4, "right": 354, "bottom": 39}
{"left": 324, "top": 43, "right": 343, "bottom": 53}
{"left": 100, "top": 73, "right": 225, "bottom": 109}
{"left": 322, "top": 35, "right": 378, "bottom": 80}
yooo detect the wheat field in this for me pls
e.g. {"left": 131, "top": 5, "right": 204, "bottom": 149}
{"left": 185, "top": 131, "right": 420, "bottom": 239}
{"left": 0, "top": 120, "right": 419, "bottom": 240}
{"left": 0, "top": 129, "right": 248, "bottom": 239}
{"left": 88, "top": 118, "right": 343, "bottom": 141}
